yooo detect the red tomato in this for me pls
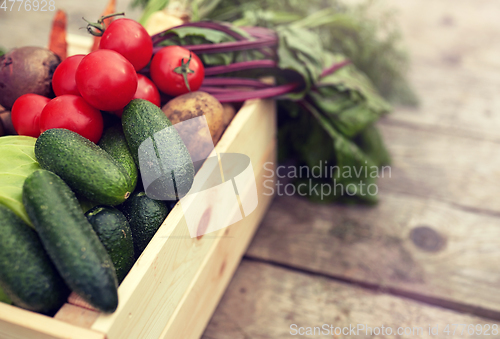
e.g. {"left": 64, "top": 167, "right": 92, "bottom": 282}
{"left": 112, "top": 74, "right": 161, "bottom": 117}
{"left": 52, "top": 54, "right": 85, "bottom": 96}
{"left": 40, "top": 95, "right": 103, "bottom": 143}
{"left": 11, "top": 94, "right": 50, "bottom": 137}
{"left": 99, "top": 18, "right": 153, "bottom": 71}
{"left": 150, "top": 46, "right": 205, "bottom": 96}
{"left": 75, "top": 49, "right": 137, "bottom": 112}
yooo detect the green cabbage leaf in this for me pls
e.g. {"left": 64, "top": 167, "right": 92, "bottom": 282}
{"left": 0, "top": 136, "right": 40, "bottom": 227}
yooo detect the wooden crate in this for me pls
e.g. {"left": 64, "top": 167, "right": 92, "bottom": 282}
{"left": 0, "top": 98, "right": 277, "bottom": 339}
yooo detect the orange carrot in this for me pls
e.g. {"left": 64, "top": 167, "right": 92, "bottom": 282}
{"left": 90, "top": 0, "right": 117, "bottom": 52}
{"left": 49, "top": 10, "right": 67, "bottom": 60}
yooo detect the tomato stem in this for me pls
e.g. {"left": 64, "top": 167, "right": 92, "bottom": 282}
{"left": 98, "top": 12, "right": 125, "bottom": 24}
{"left": 173, "top": 53, "right": 195, "bottom": 92}
{"left": 83, "top": 12, "right": 125, "bottom": 37}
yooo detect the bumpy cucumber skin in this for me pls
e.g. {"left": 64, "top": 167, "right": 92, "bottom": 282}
{"left": 118, "top": 192, "right": 170, "bottom": 257}
{"left": 23, "top": 170, "right": 118, "bottom": 313}
{"left": 98, "top": 124, "right": 138, "bottom": 189}
{"left": 0, "top": 204, "right": 68, "bottom": 314}
{"left": 85, "top": 206, "right": 135, "bottom": 283}
{"left": 35, "top": 129, "right": 134, "bottom": 206}
{"left": 122, "top": 99, "right": 194, "bottom": 200}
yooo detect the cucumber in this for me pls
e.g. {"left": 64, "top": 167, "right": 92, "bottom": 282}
{"left": 85, "top": 206, "right": 135, "bottom": 283}
{"left": 77, "top": 194, "right": 98, "bottom": 214}
{"left": 23, "top": 170, "right": 118, "bottom": 313}
{"left": 118, "top": 191, "right": 170, "bottom": 257}
{"left": 0, "top": 204, "right": 68, "bottom": 314}
{"left": 35, "top": 128, "right": 134, "bottom": 206}
{"left": 122, "top": 99, "right": 194, "bottom": 200}
{"left": 99, "top": 124, "right": 138, "bottom": 189}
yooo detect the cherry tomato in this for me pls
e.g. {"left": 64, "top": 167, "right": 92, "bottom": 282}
{"left": 99, "top": 18, "right": 153, "bottom": 71}
{"left": 75, "top": 49, "right": 137, "bottom": 112}
{"left": 11, "top": 94, "right": 50, "bottom": 137}
{"left": 150, "top": 46, "right": 205, "bottom": 96}
{"left": 40, "top": 95, "right": 103, "bottom": 143}
{"left": 52, "top": 54, "right": 85, "bottom": 96}
{"left": 111, "top": 74, "right": 161, "bottom": 117}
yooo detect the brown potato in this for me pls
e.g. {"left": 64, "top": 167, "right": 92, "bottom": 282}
{"left": 221, "top": 103, "right": 236, "bottom": 129}
{"left": 162, "top": 91, "right": 225, "bottom": 168}
{"left": 162, "top": 91, "right": 224, "bottom": 144}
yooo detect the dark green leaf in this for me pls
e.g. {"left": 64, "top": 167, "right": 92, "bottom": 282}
{"left": 308, "top": 53, "right": 391, "bottom": 138}
{"left": 354, "top": 123, "right": 391, "bottom": 167}
{"left": 275, "top": 26, "right": 324, "bottom": 100}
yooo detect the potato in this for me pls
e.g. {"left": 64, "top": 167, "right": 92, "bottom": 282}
{"left": 162, "top": 91, "right": 224, "bottom": 144}
{"left": 0, "top": 46, "right": 60, "bottom": 110}
{"left": 221, "top": 103, "right": 236, "bottom": 129}
{"left": 162, "top": 91, "right": 225, "bottom": 166}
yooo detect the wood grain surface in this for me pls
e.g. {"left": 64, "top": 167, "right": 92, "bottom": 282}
{"left": 246, "top": 193, "right": 500, "bottom": 318}
{"left": 204, "top": 0, "right": 500, "bottom": 337}
{"left": 380, "top": 0, "right": 500, "bottom": 142}
{"left": 377, "top": 124, "right": 500, "bottom": 214}
{"left": 203, "top": 261, "right": 495, "bottom": 339}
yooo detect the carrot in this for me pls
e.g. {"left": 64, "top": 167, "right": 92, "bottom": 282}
{"left": 48, "top": 10, "right": 67, "bottom": 60}
{"left": 90, "top": 0, "right": 117, "bottom": 52}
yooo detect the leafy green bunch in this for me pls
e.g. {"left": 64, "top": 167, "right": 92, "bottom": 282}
{"left": 135, "top": 0, "right": 416, "bottom": 203}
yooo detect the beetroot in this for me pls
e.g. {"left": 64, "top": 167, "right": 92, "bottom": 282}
{"left": 0, "top": 47, "right": 60, "bottom": 110}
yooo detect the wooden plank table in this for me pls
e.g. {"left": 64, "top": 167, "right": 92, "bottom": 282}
{"left": 203, "top": 0, "right": 500, "bottom": 337}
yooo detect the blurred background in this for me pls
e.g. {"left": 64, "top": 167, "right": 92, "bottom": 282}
{"left": 0, "top": 1, "right": 141, "bottom": 49}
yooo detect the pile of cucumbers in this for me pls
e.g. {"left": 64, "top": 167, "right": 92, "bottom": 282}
{"left": 0, "top": 99, "right": 194, "bottom": 314}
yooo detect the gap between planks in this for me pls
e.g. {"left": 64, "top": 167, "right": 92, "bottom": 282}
{"left": 203, "top": 260, "right": 496, "bottom": 339}
{"left": 379, "top": 117, "right": 500, "bottom": 147}
{"left": 377, "top": 123, "right": 500, "bottom": 215}
{"left": 245, "top": 193, "right": 500, "bottom": 322}
{"left": 379, "top": 0, "right": 500, "bottom": 143}
{"left": 242, "top": 256, "right": 500, "bottom": 322}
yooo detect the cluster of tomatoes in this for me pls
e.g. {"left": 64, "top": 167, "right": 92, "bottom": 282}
{"left": 11, "top": 17, "right": 205, "bottom": 144}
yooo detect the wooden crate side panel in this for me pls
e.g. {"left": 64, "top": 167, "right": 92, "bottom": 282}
{"left": 54, "top": 303, "right": 100, "bottom": 329}
{"left": 0, "top": 303, "right": 104, "bottom": 339}
{"left": 91, "top": 99, "right": 275, "bottom": 338}
{"left": 160, "top": 145, "right": 276, "bottom": 339}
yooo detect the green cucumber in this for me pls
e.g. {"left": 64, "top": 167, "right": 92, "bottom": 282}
{"left": 23, "top": 170, "right": 118, "bottom": 313}
{"left": 0, "top": 204, "right": 68, "bottom": 314}
{"left": 122, "top": 99, "right": 194, "bottom": 200}
{"left": 35, "top": 128, "right": 134, "bottom": 206}
{"left": 99, "top": 124, "right": 138, "bottom": 189}
{"left": 118, "top": 191, "right": 170, "bottom": 257}
{"left": 85, "top": 206, "right": 135, "bottom": 283}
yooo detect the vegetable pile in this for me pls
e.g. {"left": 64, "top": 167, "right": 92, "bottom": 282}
{"left": 0, "top": 14, "right": 218, "bottom": 314}
{"left": 148, "top": 20, "right": 393, "bottom": 203}
{"left": 133, "top": 0, "right": 417, "bottom": 203}
{"left": 0, "top": 0, "right": 415, "bottom": 316}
